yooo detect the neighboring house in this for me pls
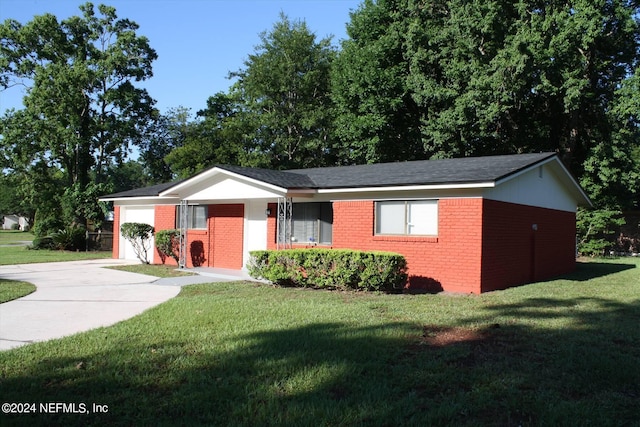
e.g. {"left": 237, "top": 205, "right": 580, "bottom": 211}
{"left": 100, "top": 152, "right": 591, "bottom": 293}
{"left": 1, "top": 214, "right": 30, "bottom": 231}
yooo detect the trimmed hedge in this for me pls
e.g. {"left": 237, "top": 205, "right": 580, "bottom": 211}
{"left": 247, "top": 249, "right": 407, "bottom": 292}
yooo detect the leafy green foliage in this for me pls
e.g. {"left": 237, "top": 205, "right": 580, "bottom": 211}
{"left": 138, "top": 107, "right": 190, "bottom": 183}
{"left": 29, "top": 236, "right": 55, "bottom": 251}
{"left": 248, "top": 249, "right": 408, "bottom": 291}
{"left": 31, "top": 209, "right": 64, "bottom": 239}
{"left": 331, "top": 0, "right": 640, "bottom": 208}
{"left": 120, "top": 222, "right": 154, "bottom": 264}
{"left": 0, "top": 3, "right": 157, "bottom": 225}
{"left": 60, "top": 182, "right": 111, "bottom": 229}
{"left": 50, "top": 226, "right": 87, "bottom": 251}
{"left": 576, "top": 208, "right": 626, "bottom": 256}
{"left": 164, "top": 93, "right": 255, "bottom": 178}
{"left": 229, "top": 14, "right": 337, "bottom": 170}
{"left": 155, "top": 229, "right": 180, "bottom": 264}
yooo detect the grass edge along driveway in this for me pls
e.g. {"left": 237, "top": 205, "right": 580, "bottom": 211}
{"left": 0, "top": 279, "right": 36, "bottom": 303}
{"left": 0, "top": 257, "right": 638, "bottom": 426}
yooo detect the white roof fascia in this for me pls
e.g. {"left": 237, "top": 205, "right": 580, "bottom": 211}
{"left": 159, "top": 167, "right": 288, "bottom": 197}
{"left": 315, "top": 182, "right": 496, "bottom": 194}
{"left": 99, "top": 196, "right": 179, "bottom": 203}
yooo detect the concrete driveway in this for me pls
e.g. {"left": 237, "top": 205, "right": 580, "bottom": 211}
{"left": 0, "top": 259, "right": 198, "bottom": 351}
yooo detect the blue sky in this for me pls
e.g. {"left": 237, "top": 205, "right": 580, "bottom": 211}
{"left": 0, "top": 0, "right": 362, "bottom": 116}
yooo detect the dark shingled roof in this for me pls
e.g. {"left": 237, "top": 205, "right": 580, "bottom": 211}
{"left": 216, "top": 164, "right": 317, "bottom": 188}
{"left": 287, "top": 152, "right": 556, "bottom": 189}
{"left": 101, "top": 152, "right": 557, "bottom": 199}
{"left": 101, "top": 180, "right": 185, "bottom": 199}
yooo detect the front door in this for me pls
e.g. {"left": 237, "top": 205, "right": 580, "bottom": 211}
{"left": 209, "top": 204, "right": 245, "bottom": 269}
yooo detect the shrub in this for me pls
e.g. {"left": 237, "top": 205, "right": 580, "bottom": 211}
{"left": 120, "top": 222, "right": 154, "bottom": 264}
{"left": 155, "top": 229, "right": 181, "bottom": 264}
{"left": 50, "top": 226, "right": 87, "bottom": 251}
{"left": 32, "top": 214, "right": 64, "bottom": 238}
{"left": 577, "top": 208, "right": 626, "bottom": 256}
{"left": 29, "top": 236, "right": 55, "bottom": 250}
{"left": 248, "top": 249, "right": 407, "bottom": 292}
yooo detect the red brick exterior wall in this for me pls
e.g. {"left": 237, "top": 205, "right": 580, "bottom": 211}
{"left": 267, "top": 203, "right": 277, "bottom": 250}
{"left": 331, "top": 199, "right": 484, "bottom": 293}
{"left": 152, "top": 205, "right": 211, "bottom": 268}
{"left": 209, "top": 204, "right": 245, "bottom": 269}
{"left": 481, "top": 199, "right": 576, "bottom": 292}
{"left": 153, "top": 205, "right": 180, "bottom": 265}
{"left": 138, "top": 198, "right": 576, "bottom": 293}
{"left": 112, "top": 206, "right": 120, "bottom": 259}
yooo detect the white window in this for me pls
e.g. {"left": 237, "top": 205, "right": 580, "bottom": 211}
{"left": 375, "top": 200, "right": 438, "bottom": 236}
{"left": 175, "top": 205, "right": 208, "bottom": 229}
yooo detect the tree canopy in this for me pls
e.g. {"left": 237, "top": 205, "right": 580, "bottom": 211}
{"left": 229, "top": 13, "right": 338, "bottom": 170}
{"left": 332, "top": 0, "right": 640, "bottom": 208}
{"left": 0, "top": 2, "right": 157, "bottom": 227}
{"left": 1, "top": 0, "right": 639, "bottom": 232}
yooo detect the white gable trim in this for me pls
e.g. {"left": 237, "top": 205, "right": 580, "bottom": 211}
{"left": 159, "top": 167, "right": 288, "bottom": 197}
{"left": 494, "top": 156, "right": 591, "bottom": 208}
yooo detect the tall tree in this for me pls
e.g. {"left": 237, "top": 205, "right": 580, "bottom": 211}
{"left": 229, "top": 13, "right": 337, "bottom": 169}
{"left": 0, "top": 2, "right": 157, "bottom": 224}
{"left": 164, "top": 92, "right": 258, "bottom": 178}
{"left": 138, "top": 107, "right": 191, "bottom": 184}
{"left": 333, "top": 0, "right": 640, "bottom": 207}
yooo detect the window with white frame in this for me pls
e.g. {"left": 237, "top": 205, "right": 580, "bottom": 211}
{"left": 175, "top": 205, "right": 208, "bottom": 229}
{"left": 291, "top": 202, "right": 333, "bottom": 244}
{"left": 375, "top": 200, "right": 438, "bottom": 236}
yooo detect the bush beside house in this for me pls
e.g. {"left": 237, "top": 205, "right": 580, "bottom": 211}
{"left": 248, "top": 249, "right": 407, "bottom": 292}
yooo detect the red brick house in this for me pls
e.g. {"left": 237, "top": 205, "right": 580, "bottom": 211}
{"left": 101, "top": 153, "right": 591, "bottom": 293}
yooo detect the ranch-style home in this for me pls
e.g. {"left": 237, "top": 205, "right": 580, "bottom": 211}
{"left": 101, "top": 152, "right": 591, "bottom": 293}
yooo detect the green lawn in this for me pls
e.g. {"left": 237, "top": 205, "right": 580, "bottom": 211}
{"left": 108, "top": 264, "right": 196, "bottom": 278}
{"left": 0, "top": 230, "right": 33, "bottom": 245}
{"left": 0, "top": 258, "right": 638, "bottom": 426}
{"left": 0, "top": 279, "right": 36, "bottom": 303}
{"left": 0, "top": 245, "right": 111, "bottom": 265}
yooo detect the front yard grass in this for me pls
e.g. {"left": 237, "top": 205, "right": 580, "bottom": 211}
{"left": 0, "top": 245, "right": 111, "bottom": 265}
{"left": 0, "top": 258, "right": 638, "bottom": 426}
{"left": 108, "top": 263, "right": 196, "bottom": 278}
{"left": 0, "top": 279, "right": 36, "bottom": 303}
{"left": 0, "top": 230, "right": 33, "bottom": 245}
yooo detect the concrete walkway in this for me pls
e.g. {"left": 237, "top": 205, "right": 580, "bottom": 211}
{"left": 0, "top": 259, "right": 238, "bottom": 351}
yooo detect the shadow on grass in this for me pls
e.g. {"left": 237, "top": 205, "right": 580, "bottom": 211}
{"left": 559, "top": 260, "right": 636, "bottom": 281}
{"left": 2, "top": 294, "right": 640, "bottom": 425}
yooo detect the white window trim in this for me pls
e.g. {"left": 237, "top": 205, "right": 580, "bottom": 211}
{"left": 375, "top": 200, "right": 438, "bottom": 236}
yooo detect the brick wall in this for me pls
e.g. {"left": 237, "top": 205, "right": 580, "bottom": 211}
{"left": 112, "top": 206, "right": 120, "bottom": 259}
{"left": 332, "top": 199, "right": 484, "bottom": 293}
{"left": 267, "top": 203, "right": 277, "bottom": 250}
{"left": 210, "top": 204, "right": 245, "bottom": 269}
{"left": 481, "top": 199, "right": 576, "bottom": 292}
{"left": 153, "top": 205, "right": 210, "bottom": 268}
{"left": 153, "top": 205, "right": 178, "bottom": 265}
